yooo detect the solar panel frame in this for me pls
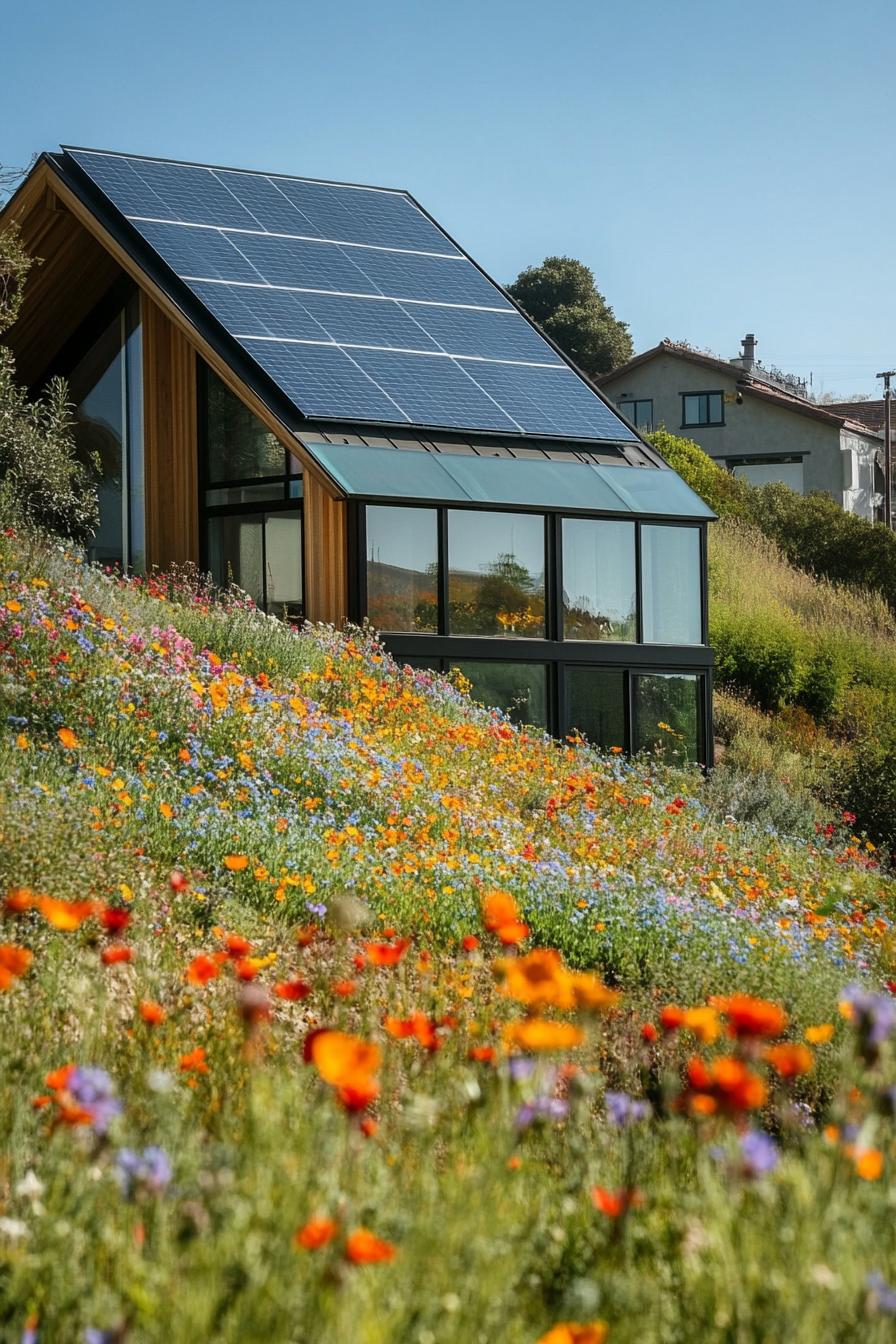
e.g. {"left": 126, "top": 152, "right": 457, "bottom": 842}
{"left": 59, "top": 146, "right": 643, "bottom": 445}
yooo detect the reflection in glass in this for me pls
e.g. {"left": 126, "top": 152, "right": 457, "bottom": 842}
{"left": 641, "top": 525, "right": 702, "bottom": 644}
{"left": 452, "top": 661, "right": 548, "bottom": 728}
{"left": 448, "top": 510, "right": 544, "bottom": 637}
{"left": 206, "top": 511, "right": 302, "bottom": 618}
{"left": 366, "top": 506, "right": 438, "bottom": 632}
{"left": 634, "top": 673, "right": 700, "bottom": 762}
{"left": 562, "top": 518, "right": 636, "bottom": 641}
{"left": 565, "top": 667, "right": 626, "bottom": 750}
{"left": 68, "top": 297, "right": 144, "bottom": 571}
{"left": 203, "top": 367, "right": 291, "bottom": 482}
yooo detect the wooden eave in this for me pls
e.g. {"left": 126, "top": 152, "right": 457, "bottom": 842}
{"left": 0, "top": 158, "right": 345, "bottom": 499}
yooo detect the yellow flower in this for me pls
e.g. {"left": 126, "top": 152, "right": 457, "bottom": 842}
{"left": 503, "top": 1019, "right": 584, "bottom": 1052}
{"left": 805, "top": 1023, "right": 835, "bottom": 1045}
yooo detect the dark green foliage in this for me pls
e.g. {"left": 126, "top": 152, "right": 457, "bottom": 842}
{"left": 712, "top": 609, "right": 802, "bottom": 711}
{"left": 0, "top": 347, "right": 100, "bottom": 543}
{"left": 0, "top": 228, "right": 100, "bottom": 543}
{"left": 507, "top": 256, "right": 633, "bottom": 378}
{"left": 649, "top": 427, "right": 757, "bottom": 521}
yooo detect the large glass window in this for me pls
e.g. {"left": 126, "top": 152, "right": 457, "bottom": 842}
{"left": 565, "top": 667, "right": 626, "bottom": 750}
{"left": 641, "top": 525, "right": 702, "bottom": 645}
{"left": 451, "top": 661, "right": 548, "bottom": 729}
{"left": 682, "top": 392, "right": 724, "bottom": 427}
{"left": 203, "top": 367, "right": 297, "bottom": 488}
{"left": 447, "top": 510, "right": 545, "bottom": 637}
{"left": 200, "top": 362, "right": 302, "bottom": 617}
{"left": 562, "top": 518, "right": 636, "bottom": 641}
{"left": 366, "top": 505, "right": 438, "bottom": 632}
{"left": 633, "top": 673, "right": 701, "bottom": 763}
{"left": 68, "top": 295, "right": 143, "bottom": 570}
{"left": 206, "top": 511, "right": 302, "bottom": 617}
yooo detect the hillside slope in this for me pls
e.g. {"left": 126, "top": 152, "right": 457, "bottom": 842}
{"left": 2, "top": 533, "right": 896, "bottom": 1342}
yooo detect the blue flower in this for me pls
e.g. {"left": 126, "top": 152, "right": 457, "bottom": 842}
{"left": 115, "top": 1145, "right": 172, "bottom": 1196}
{"left": 67, "top": 1067, "right": 122, "bottom": 1134}
{"left": 604, "top": 1091, "right": 651, "bottom": 1127}
{"left": 867, "top": 1272, "right": 896, "bottom": 1314}
{"left": 739, "top": 1130, "right": 779, "bottom": 1178}
{"left": 514, "top": 1096, "right": 569, "bottom": 1130}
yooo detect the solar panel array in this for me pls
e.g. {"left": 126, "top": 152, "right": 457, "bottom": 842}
{"left": 64, "top": 148, "right": 638, "bottom": 442}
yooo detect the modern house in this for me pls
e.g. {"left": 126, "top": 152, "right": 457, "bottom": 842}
{"left": 600, "top": 337, "right": 883, "bottom": 521}
{"left": 1, "top": 147, "right": 714, "bottom": 762}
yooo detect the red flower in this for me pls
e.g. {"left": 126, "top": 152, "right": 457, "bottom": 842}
{"left": 101, "top": 945, "right": 133, "bottom": 966}
{"left": 100, "top": 906, "right": 131, "bottom": 934}
{"left": 274, "top": 977, "right": 311, "bottom": 1001}
{"left": 294, "top": 1217, "right": 339, "bottom": 1251}
{"left": 345, "top": 1228, "right": 396, "bottom": 1264}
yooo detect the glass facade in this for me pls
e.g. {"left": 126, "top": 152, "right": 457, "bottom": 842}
{"left": 359, "top": 503, "right": 710, "bottom": 762}
{"left": 619, "top": 398, "right": 653, "bottom": 430}
{"left": 447, "top": 510, "right": 545, "bottom": 637}
{"left": 451, "top": 661, "right": 548, "bottom": 729}
{"left": 641, "top": 525, "right": 702, "bottom": 645}
{"left": 200, "top": 363, "right": 303, "bottom": 616}
{"left": 366, "top": 505, "right": 438, "bottom": 632}
{"left": 562, "top": 518, "right": 636, "bottom": 641}
{"left": 633, "top": 673, "right": 701, "bottom": 763}
{"left": 68, "top": 295, "right": 143, "bottom": 570}
{"left": 566, "top": 667, "right": 626, "bottom": 750}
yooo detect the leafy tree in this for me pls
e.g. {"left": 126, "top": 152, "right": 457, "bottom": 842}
{"left": 506, "top": 256, "right": 633, "bottom": 378}
{"left": 0, "top": 224, "right": 99, "bottom": 543}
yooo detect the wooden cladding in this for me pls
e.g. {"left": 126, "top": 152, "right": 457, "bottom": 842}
{"left": 142, "top": 295, "right": 199, "bottom": 569}
{"left": 4, "top": 198, "right": 122, "bottom": 390}
{"left": 303, "top": 473, "right": 347, "bottom": 625}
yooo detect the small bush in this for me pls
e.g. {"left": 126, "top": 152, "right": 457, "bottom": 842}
{"left": 712, "top": 608, "right": 802, "bottom": 711}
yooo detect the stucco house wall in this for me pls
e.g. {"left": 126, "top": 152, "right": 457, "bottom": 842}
{"left": 602, "top": 350, "right": 880, "bottom": 519}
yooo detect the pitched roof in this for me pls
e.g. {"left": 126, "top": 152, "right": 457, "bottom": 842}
{"left": 30, "top": 147, "right": 640, "bottom": 447}
{"left": 601, "top": 340, "right": 881, "bottom": 437}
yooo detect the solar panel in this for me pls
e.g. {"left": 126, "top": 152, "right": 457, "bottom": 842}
{"left": 63, "top": 147, "right": 639, "bottom": 442}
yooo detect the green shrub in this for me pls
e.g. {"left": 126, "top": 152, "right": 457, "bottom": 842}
{"left": 797, "top": 646, "right": 850, "bottom": 722}
{"left": 712, "top": 607, "right": 802, "bottom": 710}
{"left": 649, "top": 427, "right": 756, "bottom": 520}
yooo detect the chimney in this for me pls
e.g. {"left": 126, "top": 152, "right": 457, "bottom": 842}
{"left": 740, "top": 333, "right": 757, "bottom": 372}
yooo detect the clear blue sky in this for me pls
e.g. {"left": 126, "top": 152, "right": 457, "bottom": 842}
{"left": 3, "top": 0, "right": 894, "bottom": 398}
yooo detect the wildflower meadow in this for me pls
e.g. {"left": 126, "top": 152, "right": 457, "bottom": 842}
{"left": 1, "top": 528, "right": 896, "bottom": 1342}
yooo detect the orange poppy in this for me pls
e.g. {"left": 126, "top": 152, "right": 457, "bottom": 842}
{"left": 686, "top": 1054, "right": 767, "bottom": 1114}
{"left": 570, "top": 972, "right": 622, "bottom": 1014}
{"left": 764, "top": 1043, "right": 814, "bottom": 1078}
{"left": 36, "top": 896, "right": 98, "bottom": 931}
{"left": 138, "top": 1000, "right": 166, "bottom": 1025}
{"left": 345, "top": 1227, "right": 396, "bottom": 1264}
{"left": 462, "top": 934, "right": 480, "bottom": 952}
{"left": 223, "top": 855, "right": 248, "bottom": 872}
{"left": 294, "top": 1217, "right": 339, "bottom": 1251}
{"left": 496, "top": 948, "right": 575, "bottom": 1010}
{"left": 5, "top": 887, "right": 35, "bottom": 914}
{"left": 590, "top": 1186, "right": 642, "bottom": 1218}
{"left": 640, "top": 1023, "right": 658, "bottom": 1042}
{"left": 331, "top": 979, "right": 357, "bottom": 998}
{"left": 854, "top": 1148, "right": 884, "bottom": 1180}
{"left": 274, "top": 977, "right": 311, "bottom": 1001}
{"left": 363, "top": 938, "right": 410, "bottom": 967}
{"left": 223, "top": 933, "right": 252, "bottom": 958}
{"left": 503, "top": 1019, "right": 584, "bottom": 1052}
{"left": 179, "top": 1046, "right": 209, "bottom": 1074}
{"left": 383, "top": 1012, "right": 439, "bottom": 1051}
{"left": 305, "top": 1029, "right": 380, "bottom": 1111}
{"left": 57, "top": 728, "right": 80, "bottom": 750}
{"left": 482, "top": 890, "right": 529, "bottom": 946}
{"left": 101, "top": 945, "right": 133, "bottom": 966}
{"left": 0, "top": 943, "right": 32, "bottom": 990}
{"left": 538, "top": 1324, "right": 609, "bottom": 1344}
{"left": 186, "top": 954, "right": 222, "bottom": 986}
{"left": 469, "top": 1045, "right": 497, "bottom": 1064}
{"left": 714, "top": 994, "right": 787, "bottom": 1040}
{"left": 805, "top": 1023, "right": 835, "bottom": 1045}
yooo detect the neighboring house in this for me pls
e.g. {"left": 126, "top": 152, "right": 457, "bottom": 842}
{"left": 0, "top": 147, "right": 715, "bottom": 762}
{"left": 600, "top": 337, "right": 883, "bottom": 521}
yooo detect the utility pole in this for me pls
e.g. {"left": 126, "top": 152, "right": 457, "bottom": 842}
{"left": 877, "top": 370, "right": 895, "bottom": 529}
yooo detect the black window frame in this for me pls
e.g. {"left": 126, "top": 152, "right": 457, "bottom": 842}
{"left": 681, "top": 390, "right": 725, "bottom": 428}
{"left": 350, "top": 499, "right": 713, "bottom": 764}
{"left": 197, "top": 359, "right": 306, "bottom": 619}
{"left": 618, "top": 398, "right": 654, "bottom": 431}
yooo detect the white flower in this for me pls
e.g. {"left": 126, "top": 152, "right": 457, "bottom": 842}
{"left": 0, "top": 1217, "right": 29, "bottom": 1241}
{"left": 15, "top": 1170, "right": 44, "bottom": 1201}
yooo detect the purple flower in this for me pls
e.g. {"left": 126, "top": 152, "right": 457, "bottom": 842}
{"left": 507, "top": 1056, "right": 536, "bottom": 1083}
{"left": 67, "top": 1067, "right": 122, "bottom": 1134}
{"left": 739, "top": 1130, "right": 779, "bottom": 1178}
{"left": 841, "top": 985, "right": 896, "bottom": 1056}
{"left": 307, "top": 902, "right": 327, "bottom": 918}
{"left": 84, "top": 1331, "right": 118, "bottom": 1344}
{"left": 116, "top": 1145, "right": 172, "bottom": 1196}
{"left": 604, "top": 1091, "right": 651, "bottom": 1127}
{"left": 867, "top": 1272, "right": 896, "bottom": 1314}
{"left": 21, "top": 1325, "right": 38, "bottom": 1344}
{"left": 515, "top": 1096, "right": 569, "bottom": 1130}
